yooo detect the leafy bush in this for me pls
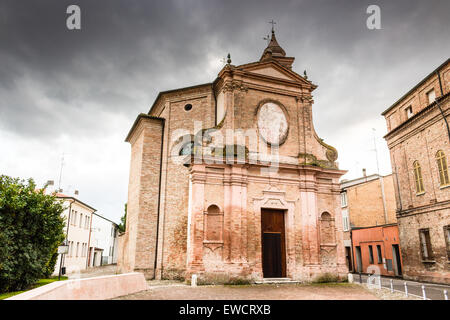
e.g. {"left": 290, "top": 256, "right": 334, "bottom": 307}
{"left": 43, "top": 249, "right": 59, "bottom": 279}
{"left": 0, "top": 175, "right": 66, "bottom": 292}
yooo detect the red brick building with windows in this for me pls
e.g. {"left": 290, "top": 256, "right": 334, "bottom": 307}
{"left": 382, "top": 58, "right": 450, "bottom": 284}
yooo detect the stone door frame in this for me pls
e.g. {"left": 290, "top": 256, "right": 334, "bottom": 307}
{"left": 253, "top": 186, "right": 296, "bottom": 279}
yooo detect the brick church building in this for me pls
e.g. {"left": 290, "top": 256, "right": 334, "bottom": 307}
{"left": 118, "top": 29, "right": 348, "bottom": 282}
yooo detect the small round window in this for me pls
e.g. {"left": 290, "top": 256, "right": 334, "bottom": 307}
{"left": 179, "top": 142, "right": 194, "bottom": 156}
{"left": 184, "top": 104, "right": 193, "bottom": 111}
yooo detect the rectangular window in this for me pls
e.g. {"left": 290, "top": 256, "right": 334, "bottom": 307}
{"left": 419, "top": 229, "right": 433, "bottom": 260}
{"left": 79, "top": 214, "right": 83, "bottom": 228}
{"left": 368, "top": 245, "right": 374, "bottom": 264}
{"left": 405, "top": 106, "right": 413, "bottom": 119}
{"left": 386, "top": 259, "right": 393, "bottom": 271}
{"left": 427, "top": 89, "right": 436, "bottom": 104}
{"left": 376, "top": 245, "right": 382, "bottom": 263}
{"left": 76, "top": 242, "right": 79, "bottom": 257}
{"left": 342, "top": 210, "right": 350, "bottom": 232}
{"left": 341, "top": 192, "right": 347, "bottom": 207}
{"left": 444, "top": 226, "right": 450, "bottom": 261}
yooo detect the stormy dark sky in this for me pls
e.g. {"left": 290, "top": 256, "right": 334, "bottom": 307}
{"left": 1, "top": 0, "right": 449, "bottom": 222}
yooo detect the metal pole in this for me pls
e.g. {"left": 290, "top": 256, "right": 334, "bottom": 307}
{"left": 372, "top": 128, "right": 388, "bottom": 224}
{"left": 422, "top": 285, "right": 426, "bottom": 300}
{"left": 359, "top": 272, "right": 362, "bottom": 284}
{"left": 444, "top": 290, "right": 448, "bottom": 300}
{"left": 58, "top": 253, "right": 62, "bottom": 281}
{"left": 404, "top": 282, "right": 408, "bottom": 297}
{"left": 390, "top": 279, "right": 394, "bottom": 293}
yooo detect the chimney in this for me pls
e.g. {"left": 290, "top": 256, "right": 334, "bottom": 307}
{"left": 74, "top": 190, "right": 79, "bottom": 196}
{"left": 362, "top": 168, "right": 367, "bottom": 177}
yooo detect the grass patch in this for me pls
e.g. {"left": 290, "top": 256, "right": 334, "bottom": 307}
{"left": 312, "top": 273, "right": 348, "bottom": 284}
{"left": 0, "top": 276, "right": 68, "bottom": 300}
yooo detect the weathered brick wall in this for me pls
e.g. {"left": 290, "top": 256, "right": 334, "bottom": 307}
{"left": 383, "top": 59, "right": 450, "bottom": 284}
{"left": 119, "top": 117, "right": 164, "bottom": 278}
{"left": 398, "top": 209, "right": 450, "bottom": 284}
{"left": 346, "top": 175, "right": 397, "bottom": 228}
{"left": 155, "top": 86, "right": 215, "bottom": 280}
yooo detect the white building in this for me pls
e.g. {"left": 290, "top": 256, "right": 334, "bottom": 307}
{"left": 88, "top": 213, "right": 119, "bottom": 267}
{"left": 52, "top": 193, "right": 119, "bottom": 275}
{"left": 53, "top": 193, "right": 95, "bottom": 275}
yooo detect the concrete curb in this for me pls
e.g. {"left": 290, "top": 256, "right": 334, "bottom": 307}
{"left": 6, "top": 272, "right": 148, "bottom": 300}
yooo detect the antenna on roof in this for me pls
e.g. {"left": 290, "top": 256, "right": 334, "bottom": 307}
{"left": 58, "top": 153, "right": 65, "bottom": 191}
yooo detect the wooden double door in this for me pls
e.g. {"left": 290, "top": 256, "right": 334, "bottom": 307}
{"left": 261, "top": 209, "right": 286, "bottom": 278}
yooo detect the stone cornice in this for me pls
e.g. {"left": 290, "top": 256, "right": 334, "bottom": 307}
{"left": 386, "top": 100, "right": 450, "bottom": 148}
{"left": 384, "top": 93, "right": 449, "bottom": 142}
{"left": 125, "top": 113, "right": 165, "bottom": 144}
{"left": 397, "top": 199, "right": 450, "bottom": 218}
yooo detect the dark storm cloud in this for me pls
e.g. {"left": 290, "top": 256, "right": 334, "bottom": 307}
{"left": 1, "top": 0, "right": 449, "bottom": 222}
{"left": 0, "top": 0, "right": 449, "bottom": 139}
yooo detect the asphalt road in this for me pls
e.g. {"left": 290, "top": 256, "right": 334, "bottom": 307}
{"left": 354, "top": 274, "right": 449, "bottom": 300}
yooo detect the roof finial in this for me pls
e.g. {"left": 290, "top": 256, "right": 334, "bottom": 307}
{"left": 304, "top": 70, "right": 308, "bottom": 79}
{"left": 227, "top": 53, "right": 231, "bottom": 64}
{"left": 269, "top": 19, "right": 276, "bottom": 33}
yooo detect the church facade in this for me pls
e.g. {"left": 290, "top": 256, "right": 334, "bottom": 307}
{"left": 118, "top": 30, "right": 348, "bottom": 282}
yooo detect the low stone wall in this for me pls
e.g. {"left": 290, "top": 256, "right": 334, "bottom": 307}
{"left": 6, "top": 272, "right": 148, "bottom": 300}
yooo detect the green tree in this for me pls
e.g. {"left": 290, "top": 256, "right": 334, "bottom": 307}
{"left": 0, "top": 175, "right": 66, "bottom": 292}
{"left": 118, "top": 203, "right": 127, "bottom": 233}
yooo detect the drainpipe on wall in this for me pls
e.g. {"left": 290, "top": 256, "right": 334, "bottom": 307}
{"left": 435, "top": 70, "right": 450, "bottom": 143}
{"left": 61, "top": 199, "right": 75, "bottom": 274}
{"left": 153, "top": 119, "right": 166, "bottom": 279}
{"left": 86, "top": 210, "right": 95, "bottom": 268}
{"left": 373, "top": 129, "right": 388, "bottom": 224}
{"left": 350, "top": 229, "right": 356, "bottom": 273}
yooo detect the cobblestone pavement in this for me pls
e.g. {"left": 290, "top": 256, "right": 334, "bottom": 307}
{"left": 67, "top": 264, "right": 118, "bottom": 279}
{"left": 114, "top": 282, "right": 381, "bottom": 300}
{"left": 354, "top": 274, "right": 450, "bottom": 300}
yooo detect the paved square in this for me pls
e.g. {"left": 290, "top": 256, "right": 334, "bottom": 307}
{"left": 114, "top": 283, "right": 380, "bottom": 300}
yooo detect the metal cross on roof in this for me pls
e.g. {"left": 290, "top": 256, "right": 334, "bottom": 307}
{"left": 269, "top": 19, "right": 276, "bottom": 32}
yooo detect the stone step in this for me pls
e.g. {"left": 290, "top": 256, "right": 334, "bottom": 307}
{"left": 255, "top": 278, "right": 301, "bottom": 284}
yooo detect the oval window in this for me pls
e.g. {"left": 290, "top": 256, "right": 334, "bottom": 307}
{"left": 184, "top": 104, "right": 193, "bottom": 111}
{"left": 257, "top": 102, "right": 288, "bottom": 145}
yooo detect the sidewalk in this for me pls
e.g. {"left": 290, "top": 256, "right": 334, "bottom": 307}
{"left": 353, "top": 273, "right": 449, "bottom": 300}
{"left": 68, "top": 264, "right": 118, "bottom": 279}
